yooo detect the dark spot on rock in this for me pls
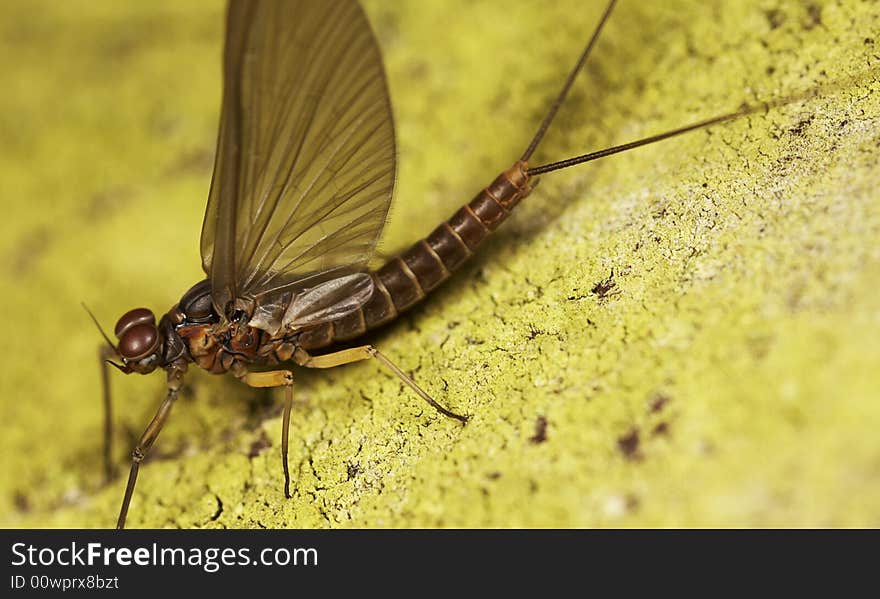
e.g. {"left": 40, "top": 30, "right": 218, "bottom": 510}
{"left": 766, "top": 65, "right": 776, "bottom": 75}
{"left": 697, "top": 439, "right": 715, "bottom": 455}
{"left": 591, "top": 272, "right": 618, "bottom": 299}
{"left": 748, "top": 334, "right": 774, "bottom": 360}
{"left": 490, "top": 90, "right": 511, "bottom": 113}
{"left": 247, "top": 431, "right": 271, "bottom": 458}
{"left": 617, "top": 428, "right": 641, "bottom": 460}
{"left": 567, "top": 288, "right": 591, "bottom": 301}
{"left": 625, "top": 493, "right": 641, "bottom": 512}
{"left": 86, "top": 186, "right": 133, "bottom": 220}
{"left": 13, "top": 490, "right": 30, "bottom": 513}
{"left": 652, "top": 421, "right": 670, "bottom": 436}
{"left": 10, "top": 226, "right": 50, "bottom": 275}
{"left": 406, "top": 59, "right": 429, "bottom": 80}
{"left": 866, "top": 38, "right": 875, "bottom": 45}
{"left": 789, "top": 115, "right": 814, "bottom": 136}
{"left": 529, "top": 416, "right": 548, "bottom": 444}
{"left": 346, "top": 462, "right": 361, "bottom": 480}
{"left": 526, "top": 326, "right": 545, "bottom": 340}
{"left": 803, "top": 4, "right": 821, "bottom": 29}
{"left": 210, "top": 494, "right": 223, "bottom": 521}
{"left": 486, "top": 471, "right": 502, "bottom": 480}
{"left": 165, "top": 147, "right": 214, "bottom": 177}
{"left": 648, "top": 393, "right": 670, "bottom": 414}
{"left": 764, "top": 9, "right": 785, "bottom": 30}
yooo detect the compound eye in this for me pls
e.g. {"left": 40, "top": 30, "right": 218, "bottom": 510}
{"left": 117, "top": 323, "right": 159, "bottom": 361}
{"left": 114, "top": 308, "right": 156, "bottom": 339}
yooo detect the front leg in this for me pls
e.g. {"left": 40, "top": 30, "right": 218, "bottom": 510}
{"left": 232, "top": 363, "right": 295, "bottom": 499}
{"left": 116, "top": 361, "right": 186, "bottom": 529}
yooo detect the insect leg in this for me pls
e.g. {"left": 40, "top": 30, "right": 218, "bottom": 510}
{"left": 294, "top": 346, "right": 469, "bottom": 424}
{"left": 116, "top": 387, "right": 178, "bottom": 529}
{"left": 116, "top": 363, "right": 186, "bottom": 529}
{"left": 99, "top": 345, "right": 116, "bottom": 482}
{"left": 281, "top": 384, "right": 292, "bottom": 499}
{"left": 234, "top": 368, "right": 295, "bottom": 499}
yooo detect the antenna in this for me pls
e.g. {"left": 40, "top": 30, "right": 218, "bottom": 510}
{"left": 82, "top": 302, "right": 119, "bottom": 356}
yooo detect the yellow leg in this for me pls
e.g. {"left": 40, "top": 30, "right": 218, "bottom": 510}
{"left": 243, "top": 370, "right": 293, "bottom": 388}
{"left": 294, "top": 346, "right": 469, "bottom": 423}
{"left": 236, "top": 367, "right": 295, "bottom": 498}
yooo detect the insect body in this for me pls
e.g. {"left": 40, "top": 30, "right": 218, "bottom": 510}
{"left": 121, "top": 157, "right": 524, "bottom": 387}
{"left": 97, "top": 0, "right": 806, "bottom": 528}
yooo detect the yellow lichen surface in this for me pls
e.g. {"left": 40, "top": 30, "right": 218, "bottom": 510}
{"left": 1, "top": 0, "right": 878, "bottom": 528}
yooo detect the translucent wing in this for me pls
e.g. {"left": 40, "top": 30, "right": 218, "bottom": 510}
{"left": 200, "top": 0, "right": 395, "bottom": 332}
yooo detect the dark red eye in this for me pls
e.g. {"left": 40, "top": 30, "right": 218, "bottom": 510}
{"left": 115, "top": 308, "right": 156, "bottom": 339}
{"left": 117, "top": 324, "right": 159, "bottom": 361}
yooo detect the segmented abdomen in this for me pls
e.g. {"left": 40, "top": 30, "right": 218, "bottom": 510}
{"left": 297, "top": 161, "right": 533, "bottom": 351}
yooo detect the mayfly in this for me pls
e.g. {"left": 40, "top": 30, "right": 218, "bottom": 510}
{"left": 93, "top": 0, "right": 808, "bottom": 528}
